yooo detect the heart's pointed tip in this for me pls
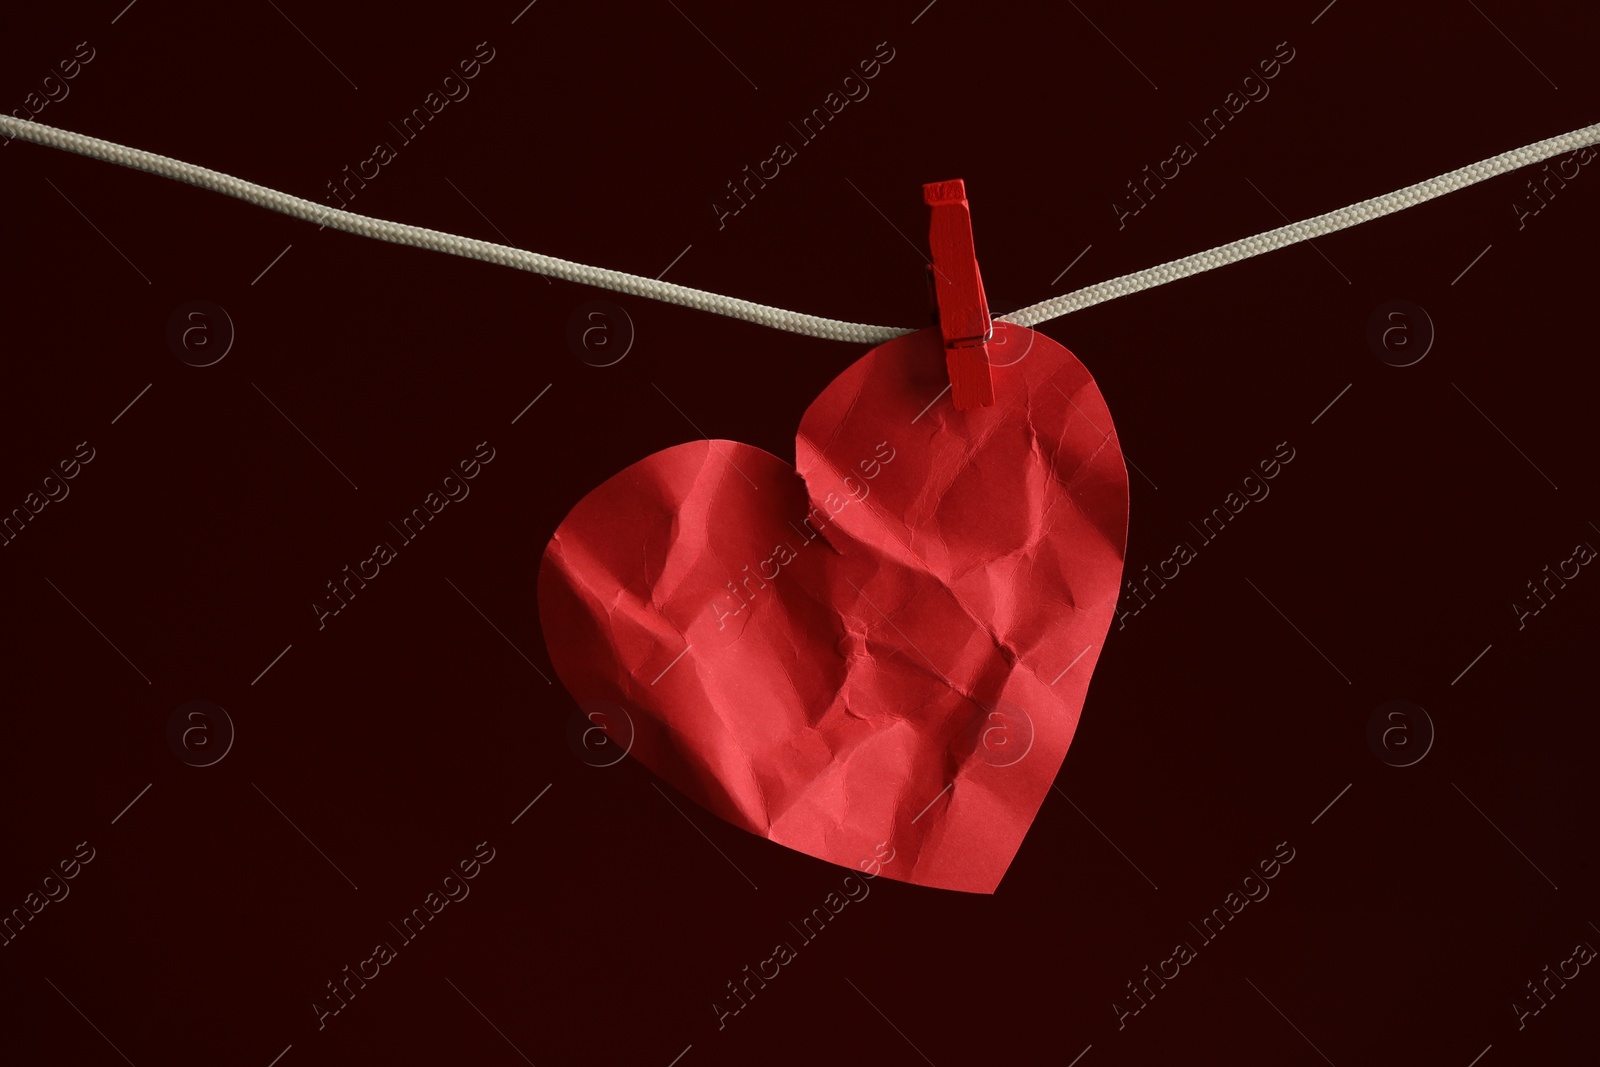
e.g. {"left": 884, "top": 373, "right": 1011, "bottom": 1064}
{"left": 886, "top": 871, "right": 1003, "bottom": 895}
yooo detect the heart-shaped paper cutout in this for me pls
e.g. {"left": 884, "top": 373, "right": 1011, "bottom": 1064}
{"left": 540, "top": 324, "right": 1128, "bottom": 892}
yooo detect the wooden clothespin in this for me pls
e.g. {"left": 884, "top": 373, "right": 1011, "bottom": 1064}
{"left": 923, "top": 179, "right": 996, "bottom": 410}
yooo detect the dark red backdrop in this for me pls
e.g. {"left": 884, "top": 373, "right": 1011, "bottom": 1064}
{"left": 2, "top": 1, "right": 1596, "bottom": 1064}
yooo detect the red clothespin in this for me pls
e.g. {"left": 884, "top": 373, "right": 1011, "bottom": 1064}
{"left": 923, "top": 179, "right": 996, "bottom": 410}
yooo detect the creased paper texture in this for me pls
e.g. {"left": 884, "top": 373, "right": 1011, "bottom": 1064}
{"left": 540, "top": 324, "right": 1128, "bottom": 893}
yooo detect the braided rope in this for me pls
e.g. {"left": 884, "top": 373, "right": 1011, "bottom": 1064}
{"left": 1001, "top": 121, "right": 1600, "bottom": 326}
{"left": 0, "top": 113, "right": 906, "bottom": 344}
{"left": 4, "top": 113, "right": 1596, "bottom": 337}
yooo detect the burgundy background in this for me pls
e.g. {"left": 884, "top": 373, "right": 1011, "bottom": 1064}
{"left": 2, "top": 1, "right": 1597, "bottom": 1064}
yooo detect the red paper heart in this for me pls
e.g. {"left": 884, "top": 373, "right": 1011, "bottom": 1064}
{"left": 539, "top": 323, "right": 1128, "bottom": 893}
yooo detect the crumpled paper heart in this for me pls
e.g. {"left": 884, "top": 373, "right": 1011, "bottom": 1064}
{"left": 539, "top": 323, "right": 1128, "bottom": 892}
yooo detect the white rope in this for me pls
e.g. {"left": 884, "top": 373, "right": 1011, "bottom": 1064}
{"left": 1001, "top": 120, "right": 1600, "bottom": 327}
{"left": 4, "top": 113, "right": 1597, "bottom": 339}
{"left": 0, "top": 113, "right": 905, "bottom": 345}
